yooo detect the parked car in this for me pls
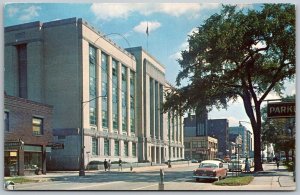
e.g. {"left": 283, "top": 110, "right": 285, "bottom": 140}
{"left": 86, "top": 160, "right": 103, "bottom": 170}
{"left": 191, "top": 159, "right": 199, "bottom": 163}
{"left": 193, "top": 160, "right": 227, "bottom": 182}
{"left": 213, "top": 158, "right": 226, "bottom": 163}
{"left": 228, "top": 159, "right": 245, "bottom": 172}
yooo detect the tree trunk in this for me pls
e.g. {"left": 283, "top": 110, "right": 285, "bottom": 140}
{"left": 241, "top": 91, "right": 263, "bottom": 172}
{"left": 253, "top": 125, "right": 264, "bottom": 171}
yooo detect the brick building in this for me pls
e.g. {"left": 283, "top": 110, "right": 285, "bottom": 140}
{"left": 4, "top": 95, "right": 53, "bottom": 176}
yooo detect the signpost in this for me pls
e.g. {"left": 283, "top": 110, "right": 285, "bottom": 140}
{"left": 267, "top": 102, "right": 295, "bottom": 118}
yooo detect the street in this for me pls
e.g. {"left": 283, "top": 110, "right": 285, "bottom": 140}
{"left": 15, "top": 164, "right": 217, "bottom": 190}
{"left": 13, "top": 163, "right": 296, "bottom": 191}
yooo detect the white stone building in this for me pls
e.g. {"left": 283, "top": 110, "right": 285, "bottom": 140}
{"left": 4, "top": 18, "right": 184, "bottom": 170}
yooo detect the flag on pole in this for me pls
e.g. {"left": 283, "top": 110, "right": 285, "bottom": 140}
{"left": 146, "top": 22, "right": 149, "bottom": 36}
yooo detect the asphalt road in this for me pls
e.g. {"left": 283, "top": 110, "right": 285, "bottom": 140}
{"left": 15, "top": 164, "right": 220, "bottom": 191}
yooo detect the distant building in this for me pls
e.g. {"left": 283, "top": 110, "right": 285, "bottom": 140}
{"left": 207, "top": 119, "right": 229, "bottom": 159}
{"left": 229, "top": 126, "right": 253, "bottom": 157}
{"left": 184, "top": 136, "right": 218, "bottom": 161}
{"left": 228, "top": 134, "right": 243, "bottom": 157}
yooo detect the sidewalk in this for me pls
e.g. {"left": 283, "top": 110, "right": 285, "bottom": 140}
{"left": 242, "top": 162, "right": 296, "bottom": 191}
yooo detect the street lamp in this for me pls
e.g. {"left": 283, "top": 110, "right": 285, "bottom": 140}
{"left": 79, "top": 95, "right": 106, "bottom": 176}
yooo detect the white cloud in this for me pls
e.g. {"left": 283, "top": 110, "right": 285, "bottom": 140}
{"left": 19, "top": 5, "right": 41, "bottom": 21}
{"left": 7, "top": 7, "right": 19, "bottom": 17}
{"left": 90, "top": 3, "right": 219, "bottom": 21}
{"left": 133, "top": 21, "right": 161, "bottom": 34}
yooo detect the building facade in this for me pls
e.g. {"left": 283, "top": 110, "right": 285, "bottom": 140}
{"left": 229, "top": 126, "right": 253, "bottom": 157}
{"left": 184, "top": 136, "right": 218, "bottom": 161}
{"left": 4, "top": 95, "right": 53, "bottom": 176}
{"left": 207, "top": 119, "right": 229, "bottom": 158}
{"left": 4, "top": 17, "right": 184, "bottom": 170}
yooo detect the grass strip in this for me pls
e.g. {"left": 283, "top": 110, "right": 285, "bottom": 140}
{"left": 4, "top": 177, "right": 40, "bottom": 184}
{"left": 213, "top": 176, "right": 254, "bottom": 186}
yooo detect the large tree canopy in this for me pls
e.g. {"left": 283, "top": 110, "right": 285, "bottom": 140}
{"left": 163, "top": 4, "right": 295, "bottom": 171}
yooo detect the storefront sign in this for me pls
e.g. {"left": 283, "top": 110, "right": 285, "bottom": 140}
{"left": 51, "top": 143, "right": 64, "bottom": 150}
{"left": 5, "top": 141, "right": 21, "bottom": 150}
{"left": 267, "top": 102, "right": 295, "bottom": 118}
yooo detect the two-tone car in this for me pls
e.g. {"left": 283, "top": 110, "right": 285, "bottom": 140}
{"left": 193, "top": 160, "right": 228, "bottom": 182}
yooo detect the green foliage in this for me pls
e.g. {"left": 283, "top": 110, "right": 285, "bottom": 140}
{"left": 213, "top": 176, "right": 254, "bottom": 186}
{"left": 163, "top": 4, "right": 295, "bottom": 172}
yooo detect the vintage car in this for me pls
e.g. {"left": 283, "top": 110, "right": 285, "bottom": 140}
{"left": 228, "top": 159, "right": 245, "bottom": 172}
{"left": 193, "top": 160, "right": 228, "bottom": 182}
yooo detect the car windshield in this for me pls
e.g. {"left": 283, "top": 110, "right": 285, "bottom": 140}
{"left": 199, "top": 163, "right": 218, "bottom": 168}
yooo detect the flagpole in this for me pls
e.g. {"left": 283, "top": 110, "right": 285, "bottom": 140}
{"left": 146, "top": 21, "right": 149, "bottom": 51}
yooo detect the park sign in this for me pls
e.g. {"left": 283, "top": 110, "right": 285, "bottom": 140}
{"left": 267, "top": 102, "right": 295, "bottom": 118}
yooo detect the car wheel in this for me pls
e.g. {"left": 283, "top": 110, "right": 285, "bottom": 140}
{"left": 195, "top": 178, "right": 199, "bottom": 182}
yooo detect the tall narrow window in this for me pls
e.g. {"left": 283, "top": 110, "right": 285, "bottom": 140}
{"left": 112, "top": 59, "right": 118, "bottom": 130}
{"left": 32, "top": 117, "right": 43, "bottom": 135}
{"left": 124, "top": 141, "right": 128, "bottom": 157}
{"left": 92, "top": 137, "right": 99, "bottom": 155}
{"left": 130, "top": 71, "right": 135, "bottom": 134}
{"left": 89, "top": 45, "right": 97, "bottom": 126}
{"left": 4, "top": 112, "right": 9, "bottom": 132}
{"left": 132, "top": 143, "right": 136, "bottom": 157}
{"left": 122, "top": 65, "right": 127, "bottom": 133}
{"left": 101, "top": 53, "right": 108, "bottom": 128}
{"left": 104, "top": 139, "right": 109, "bottom": 156}
{"left": 114, "top": 140, "right": 119, "bottom": 156}
{"left": 17, "top": 44, "right": 27, "bottom": 98}
{"left": 150, "top": 78, "right": 154, "bottom": 138}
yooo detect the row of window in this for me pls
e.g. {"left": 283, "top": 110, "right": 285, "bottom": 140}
{"left": 4, "top": 111, "right": 44, "bottom": 135}
{"left": 91, "top": 138, "right": 137, "bottom": 157}
{"left": 90, "top": 45, "right": 135, "bottom": 133}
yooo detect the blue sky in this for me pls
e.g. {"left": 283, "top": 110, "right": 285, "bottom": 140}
{"left": 3, "top": 2, "right": 296, "bottom": 131}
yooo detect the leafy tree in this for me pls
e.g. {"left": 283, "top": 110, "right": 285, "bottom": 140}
{"left": 163, "top": 4, "right": 295, "bottom": 171}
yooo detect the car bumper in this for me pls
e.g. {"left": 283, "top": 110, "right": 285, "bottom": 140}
{"left": 193, "top": 175, "right": 218, "bottom": 180}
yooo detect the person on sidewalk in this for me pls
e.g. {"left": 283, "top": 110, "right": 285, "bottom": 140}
{"left": 275, "top": 156, "right": 280, "bottom": 169}
{"left": 108, "top": 159, "right": 111, "bottom": 172}
{"left": 118, "top": 158, "right": 122, "bottom": 171}
{"left": 104, "top": 159, "right": 108, "bottom": 171}
{"left": 245, "top": 157, "right": 250, "bottom": 172}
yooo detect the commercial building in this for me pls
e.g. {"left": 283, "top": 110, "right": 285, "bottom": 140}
{"left": 4, "top": 95, "right": 53, "bottom": 176}
{"left": 207, "top": 119, "right": 229, "bottom": 158}
{"left": 184, "top": 136, "right": 218, "bottom": 161}
{"left": 4, "top": 17, "right": 184, "bottom": 170}
{"left": 184, "top": 114, "right": 229, "bottom": 159}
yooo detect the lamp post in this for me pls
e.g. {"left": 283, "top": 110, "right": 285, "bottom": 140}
{"left": 79, "top": 95, "right": 106, "bottom": 176}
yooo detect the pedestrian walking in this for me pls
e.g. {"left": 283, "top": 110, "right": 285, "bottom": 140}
{"left": 108, "top": 159, "right": 111, "bottom": 171}
{"left": 276, "top": 158, "right": 280, "bottom": 169}
{"left": 104, "top": 159, "right": 108, "bottom": 171}
{"left": 245, "top": 157, "right": 250, "bottom": 172}
{"left": 118, "top": 158, "right": 122, "bottom": 171}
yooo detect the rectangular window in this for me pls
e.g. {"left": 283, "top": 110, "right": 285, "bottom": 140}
{"left": 122, "top": 65, "right": 127, "bottom": 133}
{"left": 32, "top": 117, "right": 43, "bottom": 135}
{"left": 4, "top": 111, "right": 9, "bottom": 132}
{"left": 112, "top": 59, "right": 118, "bottom": 130}
{"left": 132, "top": 143, "right": 136, "bottom": 157}
{"left": 92, "top": 137, "right": 99, "bottom": 155}
{"left": 101, "top": 53, "right": 108, "bottom": 128}
{"left": 124, "top": 142, "right": 128, "bottom": 157}
{"left": 104, "top": 139, "right": 109, "bottom": 156}
{"left": 114, "top": 140, "right": 119, "bottom": 156}
{"left": 130, "top": 71, "right": 135, "bottom": 134}
{"left": 89, "top": 45, "right": 97, "bottom": 126}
